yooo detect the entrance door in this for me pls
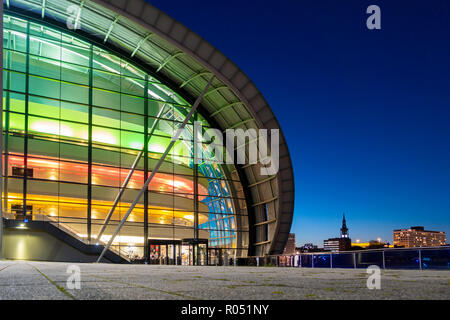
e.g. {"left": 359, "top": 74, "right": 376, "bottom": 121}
{"left": 167, "top": 244, "right": 175, "bottom": 265}
{"left": 148, "top": 240, "right": 182, "bottom": 265}
{"left": 208, "top": 248, "right": 222, "bottom": 266}
{"left": 148, "top": 240, "right": 207, "bottom": 265}
{"left": 160, "top": 245, "right": 167, "bottom": 265}
{"left": 181, "top": 243, "right": 192, "bottom": 266}
{"left": 149, "top": 244, "right": 160, "bottom": 264}
{"left": 181, "top": 239, "right": 208, "bottom": 266}
{"left": 197, "top": 243, "right": 207, "bottom": 266}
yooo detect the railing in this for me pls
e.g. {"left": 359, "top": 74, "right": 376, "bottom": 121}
{"left": 236, "top": 246, "right": 450, "bottom": 270}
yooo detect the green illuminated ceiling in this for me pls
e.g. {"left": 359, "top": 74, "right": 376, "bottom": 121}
{"left": 2, "top": 14, "right": 215, "bottom": 162}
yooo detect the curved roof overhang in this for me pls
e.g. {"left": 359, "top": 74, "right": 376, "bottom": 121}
{"left": 3, "top": 0, "right": 295, "bottom": 255}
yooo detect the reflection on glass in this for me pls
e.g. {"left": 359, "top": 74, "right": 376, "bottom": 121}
{"left": 2, "top": 14, "right": 248, "bottom": 262}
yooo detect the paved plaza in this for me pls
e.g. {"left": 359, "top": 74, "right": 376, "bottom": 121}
{"left": 0, "top": 260, "right": 448, "bottom": 300}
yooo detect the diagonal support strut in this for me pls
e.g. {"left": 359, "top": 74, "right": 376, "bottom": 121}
{"left": 96, "top": 76, "right": 215, "bottom": 263}
{"left": 95, "top": 104, "right": 168, "bottom": 243}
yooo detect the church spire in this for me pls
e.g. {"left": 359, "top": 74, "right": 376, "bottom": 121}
{"left": 341, "top": 213, "right": 349, "bottom": 238}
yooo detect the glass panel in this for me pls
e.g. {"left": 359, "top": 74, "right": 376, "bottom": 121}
{"left": 2, "top": 13, "right": 247, "bottom": 261}
{"left": 384, "top": 250, "right": 420, "bottom": 269}
{"left": 421, "top": 249, "right": 450, "bottom": 270}
{"left": 355, "top": 251, "right": 384, "bottom": 269}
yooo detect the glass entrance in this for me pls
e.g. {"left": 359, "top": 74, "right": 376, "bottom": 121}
{"left": 208, "top": 248, "right": 223, "bottom": 266}
{"left": 181, "top": 239, "right": 208, "bottom": 266}
{"left": 149, "top": 244, "right": 160, "bottom": 264}
{"left": 149, "top": 240, "right": 181, "bottom": 265}
{"left": 148, "top": 239, "right": 208, "bottom": 265}
{"left": 181, "top": 243, "right": 191, "bottom": 266}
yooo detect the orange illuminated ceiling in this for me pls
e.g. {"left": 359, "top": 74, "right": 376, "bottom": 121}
{"left": 7, "top": 153, "right": 209, "bottom": 199}
{"left": 7, "top": 193, "right": 209, "bottom": 225}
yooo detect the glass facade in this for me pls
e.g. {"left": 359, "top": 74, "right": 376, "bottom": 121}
{"left": 2, "top": 14, "right": 249, "bottom": 262}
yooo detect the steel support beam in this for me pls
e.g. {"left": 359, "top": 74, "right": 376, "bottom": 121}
{"left": 193, "top": 113, "right": 199, "bottom": 240}
{"left": 210, "top": 102, "right": 241, "bottom": 117}
{"left": 41, "top": 0, "right": 46, "bottom": 19}
{"left": 95, "top": 103, "right": 168, "bottom": 243}
{"left": 103, "top": 15, "right": 119, "bottom": 43}
{"left": 131, "top": 33, "right": 152, "bottom": 58}
{"left": 0, "top": 0, "right": 4, "bottom": 259}
{"left": 226, "top": 118, "right": 255, "bottom": 130}
{"left": 203, "top": 85, "right": 227, "bottom": 98}
{"left": 253, "top": 219, "right": 276, "bottom": 227}
{"left": 180, "top": 71, "right": 211, "bottom": 88}
{"left": 74, "top": 0, "right": 85, "bottom": 30}
{"left": 419, "top": 249, "right": 422, "bottom": 270}
{"left": 87, "top": 44, "right": 93, "bottom": 244}
{"left": 22, "top": 23, "right": 30, "bottom": 232}
{"left": 251, "top": 196, "right": 278, "bottom": 207}
{"left": 96, "top": 76, "right": 215, "bottom": 263}
{"left": 156, "top": 51, "right": 184, "bottom": 72}
{"left": 143, "top": 76, "right": 150, "bottom": 263}
{"left": 247, "top": 175, "right": 276, "bottom": 188}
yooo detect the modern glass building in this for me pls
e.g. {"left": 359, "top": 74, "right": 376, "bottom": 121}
{"left": 0, "top": 0, "right": 294, "bottom": 264}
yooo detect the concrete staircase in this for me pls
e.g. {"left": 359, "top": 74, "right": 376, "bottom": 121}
{"left": 2, "top": 215, "right": 130, "bottom": 263}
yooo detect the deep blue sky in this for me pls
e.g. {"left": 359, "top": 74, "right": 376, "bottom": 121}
{"left": 148, "top": 0, "right": 450, "bottom": 246}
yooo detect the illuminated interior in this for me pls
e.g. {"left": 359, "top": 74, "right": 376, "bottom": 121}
{"left": 2, "top": 13, "right": 248, "bottom": 260}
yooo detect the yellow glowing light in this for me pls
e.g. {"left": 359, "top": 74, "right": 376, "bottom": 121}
{"left": 79, "top": 234, "right": 144, "bottom": 245}
{"left": 6, "top": 193, "right": 209, "bottom": 225}
{"left": 168, "top": 180, "right": 185, "bottom": 188}
{"left": 49, "top": 207, "right": 57, "bottom": 217}
{"left": 184, "top": 215, "right": 194, "bottom": 221}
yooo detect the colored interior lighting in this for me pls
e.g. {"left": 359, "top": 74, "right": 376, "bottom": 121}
{"left": 6, "top": 154, "right": 209, "bottom": 198}
{"left": 31, "top": 121, "right": 74, "bottom": 137}
{"left": 2, "top": 13, "right": 240, "bottom": 251}
{"left": 7, "top": 194, "right": 208, "bottom": 224}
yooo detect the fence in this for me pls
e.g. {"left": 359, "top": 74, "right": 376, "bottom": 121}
{"left": 233, "top": 246, "right": 450, "bottom": 270}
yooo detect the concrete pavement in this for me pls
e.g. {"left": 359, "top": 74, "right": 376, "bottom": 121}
{"left": 0, "top": 260, "right": 448, "bottom": 300}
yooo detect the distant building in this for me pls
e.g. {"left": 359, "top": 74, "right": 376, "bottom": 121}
{"left": 283, "top": 233, "right": 296, "bottom": 254}
{"left": 351, "top": 240, "right": 393, "bottom": 250}
{"left": 323, "top": 213, "right": 352, "bottom": 252}
{"left": 393, "top": 226, "right": 446, "bottom": 248}
{"left": 340, "top": 213, "right": 349, "bottom": 239}
{"left": 300, "top": 243, "right": 318, "bottom": 252}
{"left": 324, "top": 237, "right": 352, "bottom": 252}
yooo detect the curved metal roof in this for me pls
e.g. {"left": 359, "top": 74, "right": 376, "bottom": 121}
{"left": 4, "top": 0, "right": 295, "bottom": 255}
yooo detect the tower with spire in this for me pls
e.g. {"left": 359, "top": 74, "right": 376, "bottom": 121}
{"left": 340, "top": 213, "right": 349, "bottom": 238}
{"left": 323, "top": 213, "right": 352, "bottom": 252}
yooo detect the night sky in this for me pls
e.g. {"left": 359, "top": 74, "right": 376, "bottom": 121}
{"left": 148, "top": 0, "right": 450, "bottom": 246}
